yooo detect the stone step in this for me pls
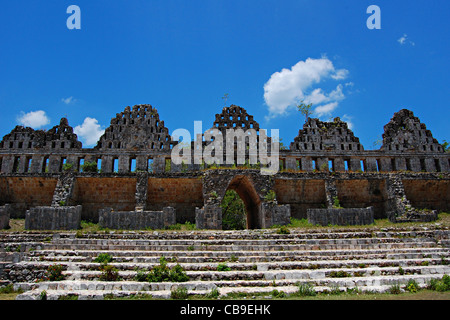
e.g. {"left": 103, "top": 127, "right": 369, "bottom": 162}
{"left": 39, "top": 240, "right": 439, "bottom": 252}
{"left": 27, "top": 251, "right": 450, "bottom": 265}
{"left": 14, "top": 272, "right": 448, "bottom": 300}
{"left": 3, "top": 228, "right": 448, "bottom": 300}
{"left": 69, "top": 265, "right": 450, "bottom": 280}
{"left": 26, "top": 246, "right": 449, "bottom": 260}
{"left": 69, "top": 228, "right": 449, "bottom": 240}
{"left": 49, "top": 235, "right": 437, "bottom": 246}
{"left": 18, "top": 256, "right": 449, "bottom": 272}
{"left": 10, "top": 263, "right": 447, "bottom": 280}
{"left": 7, "top": 259, "right": 449, "bottom": 284}
{"left": 3, "top": 228, "right": 446, "bottom": 242}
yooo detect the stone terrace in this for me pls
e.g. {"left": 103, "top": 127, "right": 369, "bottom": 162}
{"left": 1, "top": 224, "right": 449, "bottom": 300}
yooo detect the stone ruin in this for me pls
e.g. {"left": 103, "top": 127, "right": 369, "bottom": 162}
{"left": 290, "top": 116, "right": 362, "bottom": 153}
{"left": 0, "top": 104, "right": 448, "bottom": 230}
{"left": 381, "top": 109, "right": 445, "bottom": 153}
{"left": 96, "top": 104, "right": 174, "bottom": 152}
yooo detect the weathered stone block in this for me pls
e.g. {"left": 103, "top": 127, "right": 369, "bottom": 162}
{"left": 0, "top": 204, "right": 10, "bottom": 229}
{"left": 261, "top": 202, "right": 291, "bottom": 228}
{"left": 195, "top": 204, "right": 222, "bottom": 229}
{"left": 307, "top": 207, "right": 374, "bottom": 226}
{"left": 25, "top": 205, "right": 82, "bottom": 230}
{"left": 98, "top": 206, "right": 176, "bottom": 230}
{"left": 285, "top": 157, "right": 297, "bottom": 171}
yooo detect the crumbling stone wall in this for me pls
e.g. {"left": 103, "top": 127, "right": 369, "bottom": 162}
{"left": 290, "top": 117, "right": 362, "bottom": 153}
{"left": 51, "top": 172, "right": 76, "bottom": 207}
{"left": 0, "top": 104, "right": 448, "bottom": 228}
{"left": 1, "top": 106, "right": 447, "bottom": 176}
{"left": 212, "top": 105, "right": 260, "bottom": 132}
{"left": 381, "top": 109, "right": 445, "bottom": 153}
{"left": 0, "top": 117, "right": 81, "bottom": 152}
{"left": 96, "top": 104, "right": 174, "bottom": 152}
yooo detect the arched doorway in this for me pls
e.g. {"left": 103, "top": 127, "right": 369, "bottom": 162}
{"left": 225, "top": 175, "right": 262, "bottom": 229}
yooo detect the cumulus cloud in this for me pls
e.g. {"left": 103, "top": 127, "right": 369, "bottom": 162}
{"left": 331, "top": 69, "right": 349, "bottom": 80}
{"left": 17, "top": 110, "right": 50, "bottom": 129}
{"left": 263, "top": 57, "right": 349, "bottom": 119}
{"left": 74, "top": 117, "right": 105, "bottom": 146}
{"left": 314, "top": 102, "right": 339, "bottom": 118}
{"left": 302, "top": 84, "right": 344, "bottom": 106}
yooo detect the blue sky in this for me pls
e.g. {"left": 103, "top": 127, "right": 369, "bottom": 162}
{"left": 0, "top": 0, "right": 448, "bottom": 149}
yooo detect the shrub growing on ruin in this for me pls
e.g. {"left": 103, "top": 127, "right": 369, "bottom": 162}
{"left": 217, "top": 263, "right": 231, "bottom": 271}
{"left": 99, "top": 264, "right": 120, "bottom": 281}
{"left": 44, "top": 264, "right": 65, "bottom": 281}
{"left": 81, "top": 161, "right": 98, "bottom": 173}
{"left": 140, "top": 257, "right": 189, "bottom": 282}
{"left": 94, "top": 253, "right": 114, "bottom": 264}
{"left": 220, "top": 190, "right": 246, "bottom": 230}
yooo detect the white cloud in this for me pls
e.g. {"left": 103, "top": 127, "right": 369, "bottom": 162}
{"left": 303, "top": 84, "right": 344, "bottom": 106}
{"left": 17, "top": 110, "right": 50, "bottom": 129}
{"left": 61, "top": 96, "right": 76, "bottom": 104}
{"left": 342, "top": 114, "right": 354, "bottom": 130}
{"left": 314, "top": 102, "right": 339, "bottom": 117}
{"left": 327, "top": 84, "right": 345, "bottom": 101}
{"left": 74, "top": 117, "right": 105, "bottom": 146}
{"left": 331, "top": 69, "right": 349, "bottom": 80}
{"left": 303, "top": 88, "right": 329, "bottom": 105}
{"left": 263, "top": 57, "right": 348, "bottom": 118}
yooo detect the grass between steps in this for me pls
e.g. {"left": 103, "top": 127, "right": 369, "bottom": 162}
{"left": 2, "top": 287, "right": 448, "bottom": 301}
{"left": 102, "top": 289, "right": 450, "bottom": 301}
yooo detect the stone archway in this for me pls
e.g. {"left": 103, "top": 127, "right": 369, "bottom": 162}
{"left": 201, "top": 170, "right": 275, "bottom": 229}
{"left": 225, "top": 175, "right": 262, "bottom": 229}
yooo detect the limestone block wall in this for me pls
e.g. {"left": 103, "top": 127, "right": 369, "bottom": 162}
{"left": 273, "top": 172, "right": 449, "bottom": 221}
{"left": 335, "top": 179, "right": 387, "bottom": 219}
{"left": 146, "top": 177, "right": 204, "bottom": 223}
{"left": 402, "top": 179, "right": 449, "bottom": 212}
{"left": 0, "top": 176, "right": 58, "bottom": 218}
{"left": 307, "top": 207, "right": 374, "bottom": 226}
{"left": 98, "top": 207, "right": 176, "bottom": 230}
{"left": 274, "top": 178, "right": 327, "bottom": 219}
{"left": 0, "top": 171, "right": 448, "bottom": 229}
{"left": 25, "top": 205, "right": 82, "bottom": 230}
{"left": 71, "top": 176, "right": 136, "bottom": 221}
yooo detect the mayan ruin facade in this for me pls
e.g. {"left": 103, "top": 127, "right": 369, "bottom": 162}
{"left": 0, "top": 104, "right": 449, "bottom": 230}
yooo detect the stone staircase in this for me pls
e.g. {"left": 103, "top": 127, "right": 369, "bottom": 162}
{"left": 1, "top": 227, "right": 449, "bottom": 300}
